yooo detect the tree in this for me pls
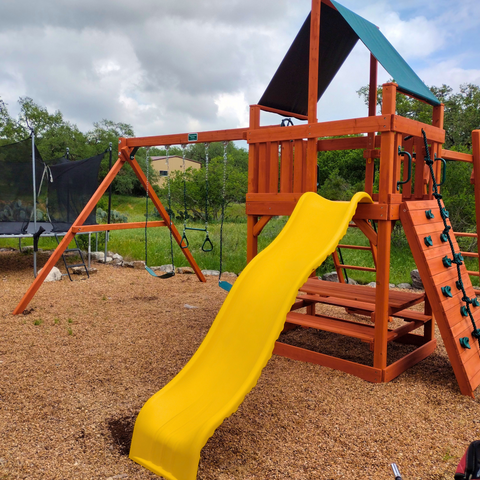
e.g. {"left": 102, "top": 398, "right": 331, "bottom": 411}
{"left": 159, "top": 154, "right": 248, "bottom": 222}
{"left": 357, "top": 82, "right": 480, "bottom": 150}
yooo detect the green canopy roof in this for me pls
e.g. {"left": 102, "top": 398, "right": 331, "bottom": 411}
{"left": 258, "top": 1, "right": 440, "bottom": 117}
{"left": 331, "top": 0, "right": 440, "bottom": 106}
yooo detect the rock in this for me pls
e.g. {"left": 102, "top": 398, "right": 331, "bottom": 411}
{"left": 367, "top": 282, "right": 376, "bottom": 288}
{"left": 397, "top": 283, "right": 412, "bottom": 289}
{"left": 201, "top": 269, "right": 220, "bottom": 276}
{"left": 91, "top": 251, "right": 104, "bottom": 261}
{"left": 112, "top": 253, "right": 123, "bottom": 262}
{"left": 222, "top": 272, "right": 238, "bottom": 278}
{"left": 184, "top": 304, "right": 198, "bottom": 309}
{"left": 321, "top": 271, "right": 357, "bottom": 284}
{"left": 123, "top": 261, "right": 135, "bottom": 268}
{"left": 322, "top": 271, "right": 339, "bottom": 282}
{"left": 132, "top": 261, "right": 146, "bottom": 269}
{"left": 176, "top": 267, "right": 194, "bottom": 274}
{"left": 105, "top": 256, "right": 113, "bottom": 263}
{"left": 159, "top": 264, "right": 174, "bottom": 273}
{"left": 71, "top": 267, "right": 97, "bottom": 276}
{"left": 389, "top": 283, "right": 396, "bottom": 288}
{"left": 39, "top": 266, "right": 62, "bottom": 282}
{"left": 410, "top": 269, "right": 424, "bottom": 289}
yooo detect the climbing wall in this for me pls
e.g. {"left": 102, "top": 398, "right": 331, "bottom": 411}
{"left": 401, "top": 200, "right": 480, "bottom": 397}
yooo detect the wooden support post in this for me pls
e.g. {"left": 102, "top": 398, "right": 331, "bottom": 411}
{"left": 305, "top": 0, "right": 321, "bottom": 192}
{"left": 374, "top": 83, "right": 397, "bottom": 371}
{"left": 247, "top": 106, "right": 261, "bottom": 262}
{"left": 365, "top": 55, "right": 378, "bottom": 196}
{"left": 432, "top": 104, "right": 445, "bottom": 197}
{"left": 472, "top": 130, "right": 480, "bottom": 278}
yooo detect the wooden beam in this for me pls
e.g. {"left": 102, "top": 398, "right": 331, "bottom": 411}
{"left": 317, "top": 136, "right": 369, "bottom": 151}
{"left": 125, "top": 127, "right": 247, "bottom": 148}
{"left": 73, "top": 221, "right": 167, "bottom": 233}
{"left": 247, "top": 115, "right": 392, "bottom": 144}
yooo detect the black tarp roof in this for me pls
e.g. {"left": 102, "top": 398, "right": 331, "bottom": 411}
{"left": 258, "top": 0, "right": 440, "bottom": 117}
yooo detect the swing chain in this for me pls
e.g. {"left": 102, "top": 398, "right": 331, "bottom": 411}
{"left": 181, "top": 144, "right": 189, "bottom": 249}
{"left": 201, "top": 143, "right": 213, "bottom": 252}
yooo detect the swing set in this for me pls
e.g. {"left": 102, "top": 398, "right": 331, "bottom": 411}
{"left": 13, "top": 0, "right": 480, "bottom": 398}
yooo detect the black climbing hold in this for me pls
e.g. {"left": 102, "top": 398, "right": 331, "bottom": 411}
{"left": 424, "top": 236, "right": 433, "bottom": 247}
{"left": 440, "top": 233, "right": 448, "bottom": 243}
{"left": 442, "top": 256, "right": 452, "bottom": 268}
{"left": 441, "top": 286, "right": 453, "bottom": 298}
{"left": 456, "top": 280, "right": 463, "bottom": 290}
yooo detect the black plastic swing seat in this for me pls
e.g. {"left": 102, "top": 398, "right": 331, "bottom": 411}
{"left": 145, "top": 265, "right": 175, "bottom": 279}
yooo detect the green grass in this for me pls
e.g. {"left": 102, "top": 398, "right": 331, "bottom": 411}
{"left": 1, "top": 194, "right": 478, "bottom": 286}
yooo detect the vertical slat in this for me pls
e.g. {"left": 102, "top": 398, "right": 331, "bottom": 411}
{"left": 293, "top": 139, "right": 304, "bottom": 193}
{"left": 280, "top": 141, "right": 293, "bottom": 193}
{"left": 413, "top": 136, "right": 425, "bottom": 199}
{"left": 301, "top": 140, "right": 309, "bottom": 192}
{"left": 401, "top": 136, "right": 414, "bottom": 199}
{"left": 392, "top": 133, "right": 402, "bottom": 193}
{"left": 247, "top": 106, "right": 261, "bottom": 194}
{"left": 268, "top": 141, "right": 279, "bottom": 193}
{"left": 257, "top": 142, "right": 268, "bottom": 193}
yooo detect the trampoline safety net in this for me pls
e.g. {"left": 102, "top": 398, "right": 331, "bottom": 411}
{"left": 47, "top": 153, "right": 104, "bottom": 232}
{"left": 0, "top": 138, "right": 44, "bottom": 235}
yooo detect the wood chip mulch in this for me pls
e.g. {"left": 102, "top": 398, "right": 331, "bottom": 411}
{"left": 1, "top": 250, "right": 480, "bottom": 480}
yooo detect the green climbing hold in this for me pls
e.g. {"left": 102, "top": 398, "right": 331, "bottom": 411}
{"left": 425, "top": 209, "right": 435, "bottom": 219}
{"left": 424, "top": 236, "right": 433, "bottom": 247}
{"left": 460, "top": 337, "right": 471, "bottom": 349}
{"left": 461, "top": 305, "right": 469, "bottom": 317}
{"left": 442, "top": 256, "right": 452, "bottom": 268}
{"left": 456, "top": 280, "right": 463, "bottom": 290}
{"left": 440, "top": 233, "right": 448, "bottom": 243}
{"left": 473, "top": 297, "right": 480, "bottom": 307}
{"left": 441, "top": 208, "right": 449, "bottom": 219}
{"left": 441, "top": 286, "right": 452, "bottom": 298}
{"left": 453, "top": 253, "right": 464, "bottom": 264}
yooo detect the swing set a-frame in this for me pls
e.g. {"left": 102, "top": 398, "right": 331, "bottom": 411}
{"left": 13, "top": 0, "right": 480, "bottom": 397}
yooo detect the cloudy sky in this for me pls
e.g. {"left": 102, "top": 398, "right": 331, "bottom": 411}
{"left": 1, "top": 0, "right": 479, "bottom": 140}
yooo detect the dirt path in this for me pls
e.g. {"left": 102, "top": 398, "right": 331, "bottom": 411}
{"left": 1, "top": 250, "right": 479, "bottom": 479}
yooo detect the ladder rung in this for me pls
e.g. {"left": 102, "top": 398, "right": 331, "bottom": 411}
{"left": 337, "top": 264, "right": 376, "bottom": 272}
{"left": 338, "top": 244, "right": 372, "bottom": 251}
{"left": 66, "top": 264, "right": 86, "bottom": 269}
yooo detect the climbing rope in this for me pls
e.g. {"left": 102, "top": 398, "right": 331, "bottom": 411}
{"left": 421, "top": 129, "right": 480, "bottom": 345}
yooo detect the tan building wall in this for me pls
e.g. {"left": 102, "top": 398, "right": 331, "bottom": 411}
{"left": 150, "top": 156, "right": 201, "bottom": 187}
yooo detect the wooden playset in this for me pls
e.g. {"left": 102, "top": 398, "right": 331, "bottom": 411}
{"left": 13, "top": 0, "right": 480, "bottom": 397}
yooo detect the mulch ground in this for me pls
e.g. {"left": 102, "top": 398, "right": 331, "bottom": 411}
{"left": 1, "top": 249, "right": 480, "bottom": 480}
